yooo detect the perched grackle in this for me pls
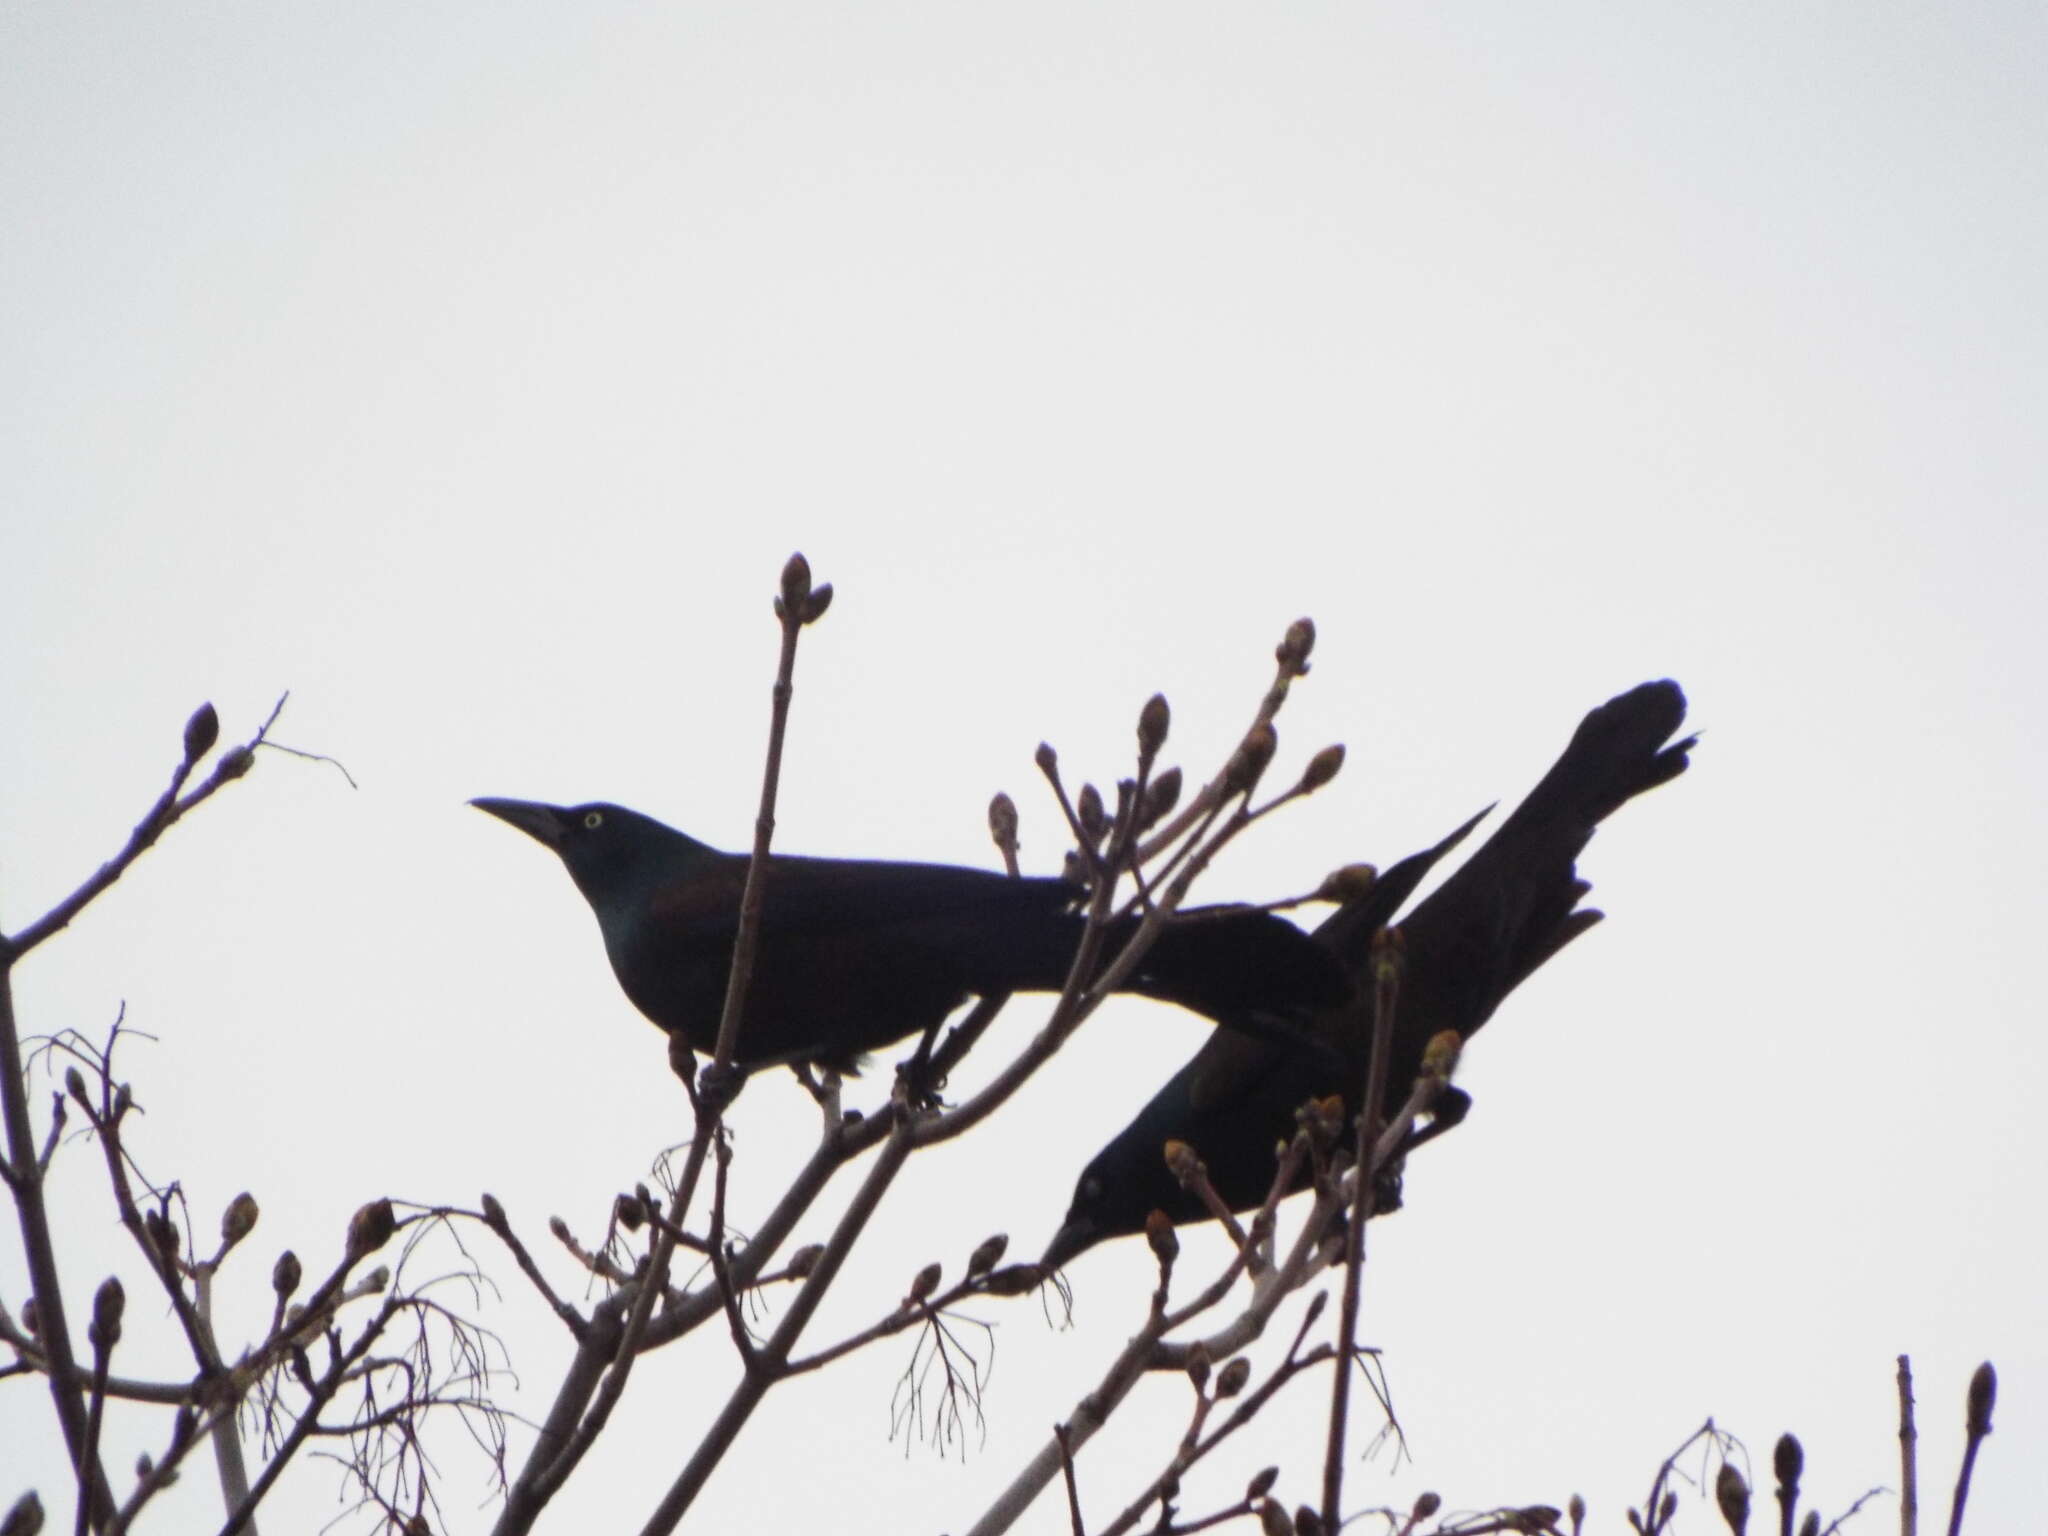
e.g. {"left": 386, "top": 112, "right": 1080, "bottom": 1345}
{"left": 1041, "top": 679, "right": 1695, "bottom": 1268}
{"left": 469, "top": 799, "right": 1350, "bottom": 1074}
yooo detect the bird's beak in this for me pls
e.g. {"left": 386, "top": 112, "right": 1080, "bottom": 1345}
{"left": 469, "top": 797, "right": 570, "bottom": 851}
{"left": 1038, "top": 1215, "right": 1099, "bottom": 1274}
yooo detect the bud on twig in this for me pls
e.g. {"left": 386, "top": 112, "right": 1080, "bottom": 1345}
{"left": 346, "top": 1198, "right": 397, "bottom": 1261}
{"left": 220, "top": 1192, "right": 259, "bottom": 1252}
{"left": 1184, "top": 1343, "right": 1210, "bottom": 1392}
{"left": 905, "top": 1262, "right": 942, "bottom": 1307}
{"left": 1256, "top": 1500, "right": 1293, "bottom": 1536}
{"left": 1422, "top": 1030, "right": 1462, "bottom": 1081}
{"left": 1773, "top": 1433, "right": 1803, "bottom": 1492}
{"left": 785, "top": 1243, "right": 824, "bottom": 1279}
{"left": 967, "top": 1234, "right": 1008, "bottom": 1277}
{"left": 1568, "top": 1493, "right": 1585, "bottom": 1532}
{"left": 183, "top": 703, "right": 220, "bottom": 762}
{"left": 64, "top": 1067, "right": 89, "bottom": 1107}
{"left": 614, "top": 1194, "right": 645, "bottom": 1231}
{"left": 273, "top": 1250, "right": 302, "bottom": 1302}
{"left": 479, "top": 1193, "right": 506, "bottom": 1227}
{"left": 1302, "top": 1290, "right": 1328, "bottom": 1327}
{"left": 1276, "top": 617, "right": 1316, "bottom": 674}
{"left": 775, "top": 552, "right": 813, "bottom": 622}
{"left": 1138, "top": 766, "right": 1182, "bottom": 831}
{"left": 1035, "top": 742, "right": 1058, "bottom": 776}
{"left": 980, "top": 1263, "right": 1043, "bottom": 1297}
{"left": 988, "top": 793, "right": 1019, "bottom": 854}
{"left": 20, "top": 1296, "right": 39, "bottom": 1337}
{"left": 1967, "top": 1359, "right": 1997, "bottom": 1434}
{"left": 1293, "top": 1508, "right": 1324, "bottom": 1536}
{"left": 1247, "top": 1466, "right": 1279, "bottom": 1499}
{"left": 1077, "top": 782, "right": 1108, "bottom": 844}
{"left": 1145, "top": 1208, "right": 1179, "bottom": 1268}
{"left": 1224, "top": 725, "right": 1278, "bottom": 796}
{"left": 1715, "top": 1463, "right": 1749, "bottom": 1534}
{"left": 1299, "top": 743, "right": 1345, "bottom": 793}
{"left": 1315, "top": 864, "right": 1377, "bottom": 904}
{"left": 1797, "top": 1514, "right": 1819, "bottom": 1536}
{"left": 2, "top": 1491, "right": 45, "bottom": 1536}
{"left": 802, "top": 583, "right": 834, "bottom": 624}
{"left": 1164, "top": 1139, "right": 1203, "bottom": 1186}
{"left": 216, "top": 746, "right": 254, "bottom": 782}
{"left": 145, "top": 1209, "right": 180, "bottom": 1263}
{"left": 1138, "top": 694, "right": 1171, "bottom": 758}
{"left": 1215, "top": 1356, "right": 1250, "bottom": 1398}
{"left": 1412, "top": 1492, "right": 1441, "bottom": 1520}
{"left": 89, "top": 1276, "right": 125, "bottom": 1352}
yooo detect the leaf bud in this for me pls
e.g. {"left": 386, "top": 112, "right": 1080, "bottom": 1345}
{"left": 905, "top": 1261, "right": 942, "bottom": 1306}
{"left": 967, "top": 1233, "right": 1008, "bottom": 1276}
{"left": 1797, "top": 1514, "right": 1820, "bottom": 1536}
{"left": 1035, "top": 741, "right": 1058, "bottom": 776}
{"left": 1568, "top": 1493, "right": 1586, "bottom": 1529}
{"left": 1412, "top": 1492, "right": 1442, "bottom": 1519}
{"left": 979, "top": 1263, "right": 1043, "bottom": 1297}
{"left": 1773, "top": 1433, "right": 1803, "bottom": 1491}
{"left": 614, "top": 1194, "right": 644, "bottom": 1231}
{"left": 802, "top": 582, "right": 834, "bottom": 624}
{"left": 346, "top": 1198, "right": 397, "bottom": 1261}
{"left": 1256, "top": 1499, "right": 1293, "bottom": 1536}
{"left": 1302, "top": 1290, "right": 1328, "bottom": 1326}
{"left": 135, "top": 1451, "right": 153, "bottom": 1480}
{"left": 1184, "top": 1342, "right": 1210, "bottom": 1392}
{"left": 19, "top": 1296, "right": 39, "bottom": 1336}
{"left": 1422, "top": 1030, "right": 1463, "bottom": 1081}
{"left": 1224, "top": 725, "right": 1278, "bottom": 795}
{"left": 775, "top": 552, "right": 813, "bottom": 621}
{"left": 172, "top": 1403, "right": 198, "bottom": 1445}
{"left": 1137, "top": 693, "right": 1171, "bottom": 757}
{"left": 362, "top": 1265, "right": 390, "bottom": 1293}
{"left": 64, "top": 1067, "right": 89, "bottom": 1106}
{"left": 1163, "top": 1139, "right": 1203, "bottom": 1186}
{"left": 1315, "top": 863, "right": 1377, "bottom": 903}
{"left": 1215, "top": 1356, "right": 1251, "bottom": 1398}
{"left": 2, "top": 1491, "right": 45, "bottom": 1536}
{"left": 1246, "top": 1466, "right": 1279, "bottom": 1499}
{"left": 1517, "top": 1508, "right": 1561, "bottom": 1531}
{"left": 145, "top": 1208, "right": 180, "bottom": 1261}
{"left": 785, "top": 1243, "right": 825, "bottom": 1279}
{"left": 220, "top": 1192, "right": 259, "bottom": 1251}
{"left": 1299, "top": 743, "right": 1345, "bottom": 792}
{"left": 1138, "top": 766, "right": 1182, "bottom": 831}
{"left": 1276, "top": 617, "right": 1316, "bottom": 674}
{"left": 1967, "top": 1360, "right": 1997, "bottom": 1434}
{"left": 1077, "top": 782, "right": 1107, "bottom": 843}
{"left": 273, "top": 1250, "right": 302, "bottom": 1301}
{"left": 183, "top": 703, "right": 220, "bottom": 762}
{"left": 988, "top": 793, "right": 1019, "bottom": 852}
{"left": 548, "top": 1215, "right": 573, "bottom": 1245}
{"left": 1714, "top": 1463, "right": 1749, "bottom": 1534}
{"left": 89, "top": 1276, "right": 125, "bottom": 1351}
{"left": 1144, "top": 1208, "right": 1179, "bottom": 1267}
{"left": 1293, "top": 1508, "right": 1325, "bottom": 1536}
{"left": 217, "top": 745, "right": 254, "bottom": 781}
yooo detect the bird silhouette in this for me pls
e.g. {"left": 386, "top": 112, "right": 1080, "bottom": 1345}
{"left": 470, "top": 798, "right": 1350, "bottom": 1074}
{"left": 1042, "top": 679, "right": 1694, "bottom": 1268}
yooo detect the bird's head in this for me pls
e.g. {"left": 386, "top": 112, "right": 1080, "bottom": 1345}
{"left": 469, "top": 798, "right": 716, "bottom": 922}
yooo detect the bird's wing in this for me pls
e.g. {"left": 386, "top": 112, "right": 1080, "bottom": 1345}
{"left": 648, "top": 853, "right": 1073, "bottom": 939}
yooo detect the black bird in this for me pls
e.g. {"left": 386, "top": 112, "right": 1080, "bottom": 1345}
{"left": 469, "top": 799, "right": 1350, "bottom": 1074}
{"left": 1042, "top": 680, "right": 1695, "bottom": 1268}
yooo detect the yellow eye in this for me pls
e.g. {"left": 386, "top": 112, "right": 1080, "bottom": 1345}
{"left": 583, "top": 810, "right": 605, "bottom": 830}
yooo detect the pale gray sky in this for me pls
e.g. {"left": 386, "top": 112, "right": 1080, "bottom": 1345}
{"left": 4, "top": 4, "right": 2043, "bottom": 1532}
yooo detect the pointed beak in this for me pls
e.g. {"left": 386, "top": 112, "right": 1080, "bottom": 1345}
{"left": 1038, "top": 1214, "right": 1100, "bottom": 1274}
{"left": 469, "top": 797, "right": 570, "bottom": 851}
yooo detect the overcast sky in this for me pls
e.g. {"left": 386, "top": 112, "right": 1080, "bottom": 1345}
{"left": 4, "top": 4, "right": 2043, "bottom": 1532}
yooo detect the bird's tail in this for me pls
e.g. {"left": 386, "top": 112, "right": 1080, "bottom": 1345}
{"left": 1120, "top": 905, "right": 1352, "bottom": 1045}
{"left": 1397, "top": 678, "right": 1695, "bottom": 1029}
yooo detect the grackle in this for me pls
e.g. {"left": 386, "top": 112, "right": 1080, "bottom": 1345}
{"left": 469, "top": 799, "right": 1350, "bottom": 1074}
{"left": 1041, "top": 679, "right": 1695, "bottom": 1268}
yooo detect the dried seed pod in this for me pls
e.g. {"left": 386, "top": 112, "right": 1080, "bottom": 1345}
{"left": 979, "top": 1263, "right": 1044, "bottom": 1297}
